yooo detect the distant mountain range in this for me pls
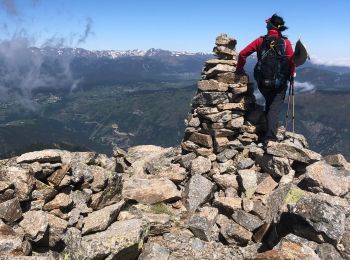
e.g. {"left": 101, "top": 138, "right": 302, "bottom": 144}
{"left": 26, "top": 47, "right": 350, "bottom": 91}
{"left": 28, "top": 47, "right": 350, "bottom": 73}
{"left": 29, "top": 47, "right": 210, "bottom": 59}
{"left": 0, "top": 46, "right": 349, "bottom": 159}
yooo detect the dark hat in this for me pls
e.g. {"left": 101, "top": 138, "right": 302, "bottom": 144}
{"left": 266, "top": 14, "right": 288, "bottom": 31}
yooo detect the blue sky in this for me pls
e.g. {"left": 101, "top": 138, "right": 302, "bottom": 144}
{"left": 1, "top": 0, "right": 350, "bottom": 65}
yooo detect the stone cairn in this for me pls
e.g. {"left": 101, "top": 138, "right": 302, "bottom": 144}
{"left": 181, "top": 33, "right": 263, "bottom": 160}
{"left": 0, "top": 34, "right": 350, "bottom": 260}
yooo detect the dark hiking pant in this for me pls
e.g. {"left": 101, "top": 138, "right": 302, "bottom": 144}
{"left": 258, "top": 81, "right": 288, "bottom": 141}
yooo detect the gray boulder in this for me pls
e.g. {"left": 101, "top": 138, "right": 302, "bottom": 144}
{"left": 216, "top": 149, "right": 238, "bottom": 163}
{"left": 80, "top": 219, "right": 149, "bottom": 259}
{"left": 0, "top": 197, "right": 22, "bottom": 222}
{"left": 290, "top": 194, "right": 346, "bottom": 243}
{"left": 0, "top": 224, "right": 26, "bottom": 256}
{"left": 2, "top": 166, "right": 35, "bottom": 201}
{"left": 70, "top": 161, "right": 94, "bottom": 184}
{"left": 216, "top": 72, "right": 248, "bottom": 84}
{"left": 192, "top": 92, "right": 229, "bottom": 106}
{"left": 47, "top": 213, "right": 68, "bottom": 247}
{"left": 89, "top": 165, "right": 109, "bottom": 192}
{"left": 213, "top": 196, "right": 242, "bottom": 214}
{"left": 0, "top": 188, "right": 14, "bottom": 204}
{"left": 206, "top": 59, "right": 237, "bottom": 66}
{"left": 89, "top": 171, "right": 122, "bottom": 210}
{"left": 339, "top": 216, "right": 350, "bottom": 259}
{"left": 316, "top": 243, "right": 342, "bottom": 260}
{"left": 226, "top": 116, "right": 244, "bottom": 129}
{"left": 123, "top": 178, "right": 181, "bottom": 204}
{"left": 47, "top": 162, "right": 70, "bottom": 187}
{"left": 216, "top": 214, "right": 252, "bottom": 246}
{"left": 187, "top": 116, "right": 201, "bottom": 127}
{"left": 188, "top": 132, "right": 213, "bottom": 148}
{"left": 184, "top": 174, "right": 214, "bottom": 211}
{"left": 125, "top": 145, "right": 169, "bottom": 176}
{"left": 197, "top": 79, "right": 229, "bottom": 92}
{"left": 70, "top": 190, "right": 92, "bottom": 214}
{"left": 203, "top": 110, "right": 232, "bottom": 123}
{"left": 231, "top": 209, "right": 264, "bottom": 232}
{"left": 253, "top": 184, "right": 292, "bottom": 242}
{"left": 32, "top": 180, "right": 57, "bottom": 202}
{"left": 212, "top": 174, "right": 238, "bottom": 190}
{"left": 16, "top": 149, "right": 61, "bottom": 164}
{"left": 324, "top": 153, "right": 350, "bottom": 170}
{"left": 147, "top": 228, "right": 244, "bottom": 259}
{"left": 213, "top": 160, "right": 234, "bottom": 174}
{"left": 82, "top": 200, "right": 125, "bottom": 235}
{"left": 266, "top": 141, "right": 321, "bottom": 163}
{"left": 237, "top": 169, "right": 257, "bottom": 199}
{"left": 43, "top": 193, "right": 73, "bottom": 211}
{"left": 157, "top": 164, "right": 186, "bottom": 184}
{"left": 283, "top": 132, "right": 309, "bottom": 148}
{"left": 213, "top": 46, "right": 236, "bottom": 56}
{"left": 94, "top": 153, "right": 117, "bottom": 172}
{"left": 177, "top": 152, "right": 197, "bottom": 169}
{"left": 190, "top": 156, "right": 211, "bottom": 175}
{"left": 188, "top": 207, "right": 219, "bottom": 241}
{"left": 237, "top": 158, "right": 254, "bottom": 170}
{"left": 139, "top": 242, "right": 170, "bottom": 260}
{"left": 254, "top": 154, "right": 292, "bottom": 178}
{"left": 204, "top": 64, "right": 236, "bottom": 78}
{"left": 255, "top": 175, "right": 278, "bottom": 195}
{"left": 143, "top": 146, "right": 180, "bottom": 175}
{"left": 253, "top": 234, "right": 320, "bottom": 260}
{"left": 19, "top": 210, "right": 48, "bottom": 242}
{"left": 143, "top": 212, "right": 171, "bottom": 236}
{"left": 303, "top": 161, "right": 350, "bottom": 196}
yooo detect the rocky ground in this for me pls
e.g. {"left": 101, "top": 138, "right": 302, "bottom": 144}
{"left": 1, "top": 34, "right": 350, "bottom": 260}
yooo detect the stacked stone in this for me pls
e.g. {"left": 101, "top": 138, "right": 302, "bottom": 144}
{"left": 181, "top": 33, "right": 264, "bottom": 162}
{"left": 0, "top": 149, "right": 149, "bottom": 259}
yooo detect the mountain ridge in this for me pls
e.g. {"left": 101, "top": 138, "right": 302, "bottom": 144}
{"left": 29, "top": 46, "right": 212, "bottom": 59}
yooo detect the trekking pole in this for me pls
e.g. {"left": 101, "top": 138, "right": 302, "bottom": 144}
{"left": 292, "top": 80, "right": 295, "bottom": 142}
{"left": 284, "top": 81, "right": 292, "bottom": 133}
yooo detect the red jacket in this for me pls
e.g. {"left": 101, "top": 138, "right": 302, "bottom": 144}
{"left": 237, "top": 28, "right": 296, "bottom": 77}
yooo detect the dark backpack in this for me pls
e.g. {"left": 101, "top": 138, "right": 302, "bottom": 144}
{"left": 254, "top": 35, "right": 290, "bottom": 87}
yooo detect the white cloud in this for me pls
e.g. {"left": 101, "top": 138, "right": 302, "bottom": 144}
{"left": 0, "top": 36, "right": 76, "bottom": 103}
{"left": 310, "top": 56, "right": 350, "bottom": 68}
{"left": 294, "top": 81, "right": 316, "bottom": 93}
{"left": 253, "top": 82, "right": 315, "bottom": 101}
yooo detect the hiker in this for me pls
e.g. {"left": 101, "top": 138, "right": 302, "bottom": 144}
{"left": 236, "top": 14, "right": 296, "bottom": 145}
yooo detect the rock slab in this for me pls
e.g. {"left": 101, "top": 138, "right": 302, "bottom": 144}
{"left": 123, "top": 178, "right": 181, "bottom": 204}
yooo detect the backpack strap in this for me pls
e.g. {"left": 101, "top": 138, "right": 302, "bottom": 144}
{"left": 282, "top": 36, "right": 288, "bottom": 52}
{"left": 276, "top": 38, "right": 286, "bottom": 56}
{"left": 257, "top": 35, "right": 267, "bottom": 60}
